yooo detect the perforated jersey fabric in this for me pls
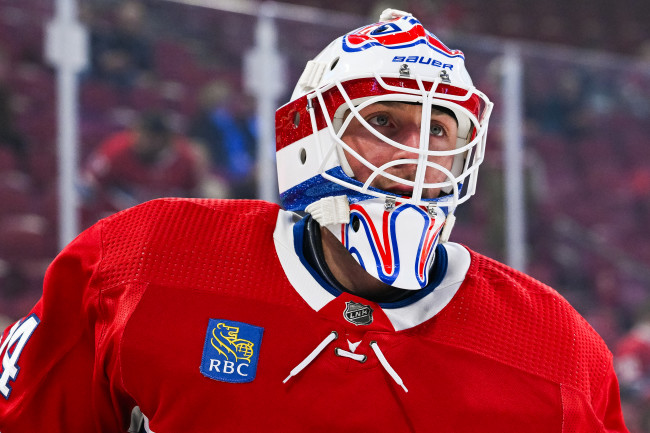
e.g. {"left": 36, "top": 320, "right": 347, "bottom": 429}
{"left": 0, "top": 198, "right": 628, "bottom": 432}
{"left": 432, "top": 252, "right": 610, "bottom": 402}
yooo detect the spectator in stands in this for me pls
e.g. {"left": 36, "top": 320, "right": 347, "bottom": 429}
{"left": 81, "top": 110, "right": 205, "bottom": 220}
{"left": 88, "top": 0, "right": 154, "bottom": 89}
{"left": 188, "top": 80, "right": 257, "bottom": 198}
{"left": 0, "top": 46, "right": 28, "bottom": 171}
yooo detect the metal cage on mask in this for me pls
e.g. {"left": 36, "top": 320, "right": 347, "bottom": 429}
{"left": 276, "top": 73, "right": 492, "bottom": 215}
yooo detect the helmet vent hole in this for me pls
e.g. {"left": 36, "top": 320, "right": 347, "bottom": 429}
{"left": 351, "top": 215, "right": 360, "bottom": 232}
{"left": 292, "top": 111, "right": 300, "bottom": 128}
{"left": 299, "top": 148, "right": 307, "bottom": 165}
{"left": 330, "top": 57, "right": 339, "bottom": 71}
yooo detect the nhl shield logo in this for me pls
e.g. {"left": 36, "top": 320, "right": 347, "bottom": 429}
{"left": 343, "top": 301, "right": 374, "bottom": 326}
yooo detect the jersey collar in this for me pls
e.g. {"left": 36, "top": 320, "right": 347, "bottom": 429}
{"left": 273, "top": 209, "right": 470, "bottom": 331}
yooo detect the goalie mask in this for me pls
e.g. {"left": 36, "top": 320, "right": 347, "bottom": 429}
{"left": 275, "top": 9, "right": 493, "bottom": 290}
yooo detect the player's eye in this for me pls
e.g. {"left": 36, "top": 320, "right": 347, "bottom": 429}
{"left": 367, "top": 114, "right": 390, "bottom": 127}
{"left": 430, "top": 124, "right": 445, "bottom": 137}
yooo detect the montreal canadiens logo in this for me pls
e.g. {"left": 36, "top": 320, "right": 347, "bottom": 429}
{"left": 344, "top": 301, "right": 374, "bottom": 326}
{"left": 342, "top": 15, "right": 464, "bottom": 59}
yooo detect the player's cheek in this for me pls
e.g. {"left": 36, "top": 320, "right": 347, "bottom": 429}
{"left": 425, "top": 156, "right": 453, "bottom": 179}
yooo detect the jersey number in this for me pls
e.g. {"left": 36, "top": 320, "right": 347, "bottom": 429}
{"left": 0, "top": 314, "right": 40, "bottom": 399}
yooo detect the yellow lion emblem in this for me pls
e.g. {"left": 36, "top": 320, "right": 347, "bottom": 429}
{"left": 210, "top": 322, "right": 255, "bottom": 362}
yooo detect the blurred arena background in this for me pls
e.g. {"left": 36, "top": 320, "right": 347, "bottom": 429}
{"left": 0, "top": 0, "right": 648, "bottom": 429}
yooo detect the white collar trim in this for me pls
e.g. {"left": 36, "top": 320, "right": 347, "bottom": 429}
{"left": 273, "top": 209, "right": 471, "bottom": 331}
{"left": 273, "top": 210, "right": 336, "bottom": 311}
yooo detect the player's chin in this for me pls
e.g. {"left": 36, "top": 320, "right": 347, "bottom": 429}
{"left": 378, "top": 182, "right": 414, "bottom": 198}
{"left": 421, "top": 188, "right": 444, "bottom": 200}
{"left": 370, "top": 177, "right": 445, "bottom": 201}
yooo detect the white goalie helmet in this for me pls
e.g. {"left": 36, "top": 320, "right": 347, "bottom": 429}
{"left": 275, "top": 9, "right": 493, "bottom": 290}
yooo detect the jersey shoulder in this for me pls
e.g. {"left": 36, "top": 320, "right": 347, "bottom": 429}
{"left": 95, "top": 198, "right": 282, "bottom": 290}
{"left": 434, "top": 246, "right": 612, "bottom": 399}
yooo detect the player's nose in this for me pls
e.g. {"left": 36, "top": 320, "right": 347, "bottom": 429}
{"left": 392, "top": 123, "right": 422, "bottom": 157}
{"left": 385, "top": 125, "right": 422, "bottom": 181}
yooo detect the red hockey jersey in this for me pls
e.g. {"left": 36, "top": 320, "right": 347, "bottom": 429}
{"left": 0, "top": 198, "right": 628, "bottom": 432}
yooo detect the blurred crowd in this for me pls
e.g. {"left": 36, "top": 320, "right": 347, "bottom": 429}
{"left": 0, "top": 0, "right": 648, "bottom": 429}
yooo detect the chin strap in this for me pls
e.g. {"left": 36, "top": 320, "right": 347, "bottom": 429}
{"left": 440, "top": 213, "right": 455, "bottom": 243}
{"left": 305, "top": 196, "right": 350, "bottom": 226}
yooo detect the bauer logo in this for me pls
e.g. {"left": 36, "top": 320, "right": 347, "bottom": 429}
{"left": 200, "top": 319, "right": 263, "bottom": 383}
{"left": 391, "top": 55, "right": 454, "bottom": 69}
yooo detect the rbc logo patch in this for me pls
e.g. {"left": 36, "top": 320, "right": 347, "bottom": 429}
{"left": 200, "top": 319, "right": 263, "bottom": 383}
